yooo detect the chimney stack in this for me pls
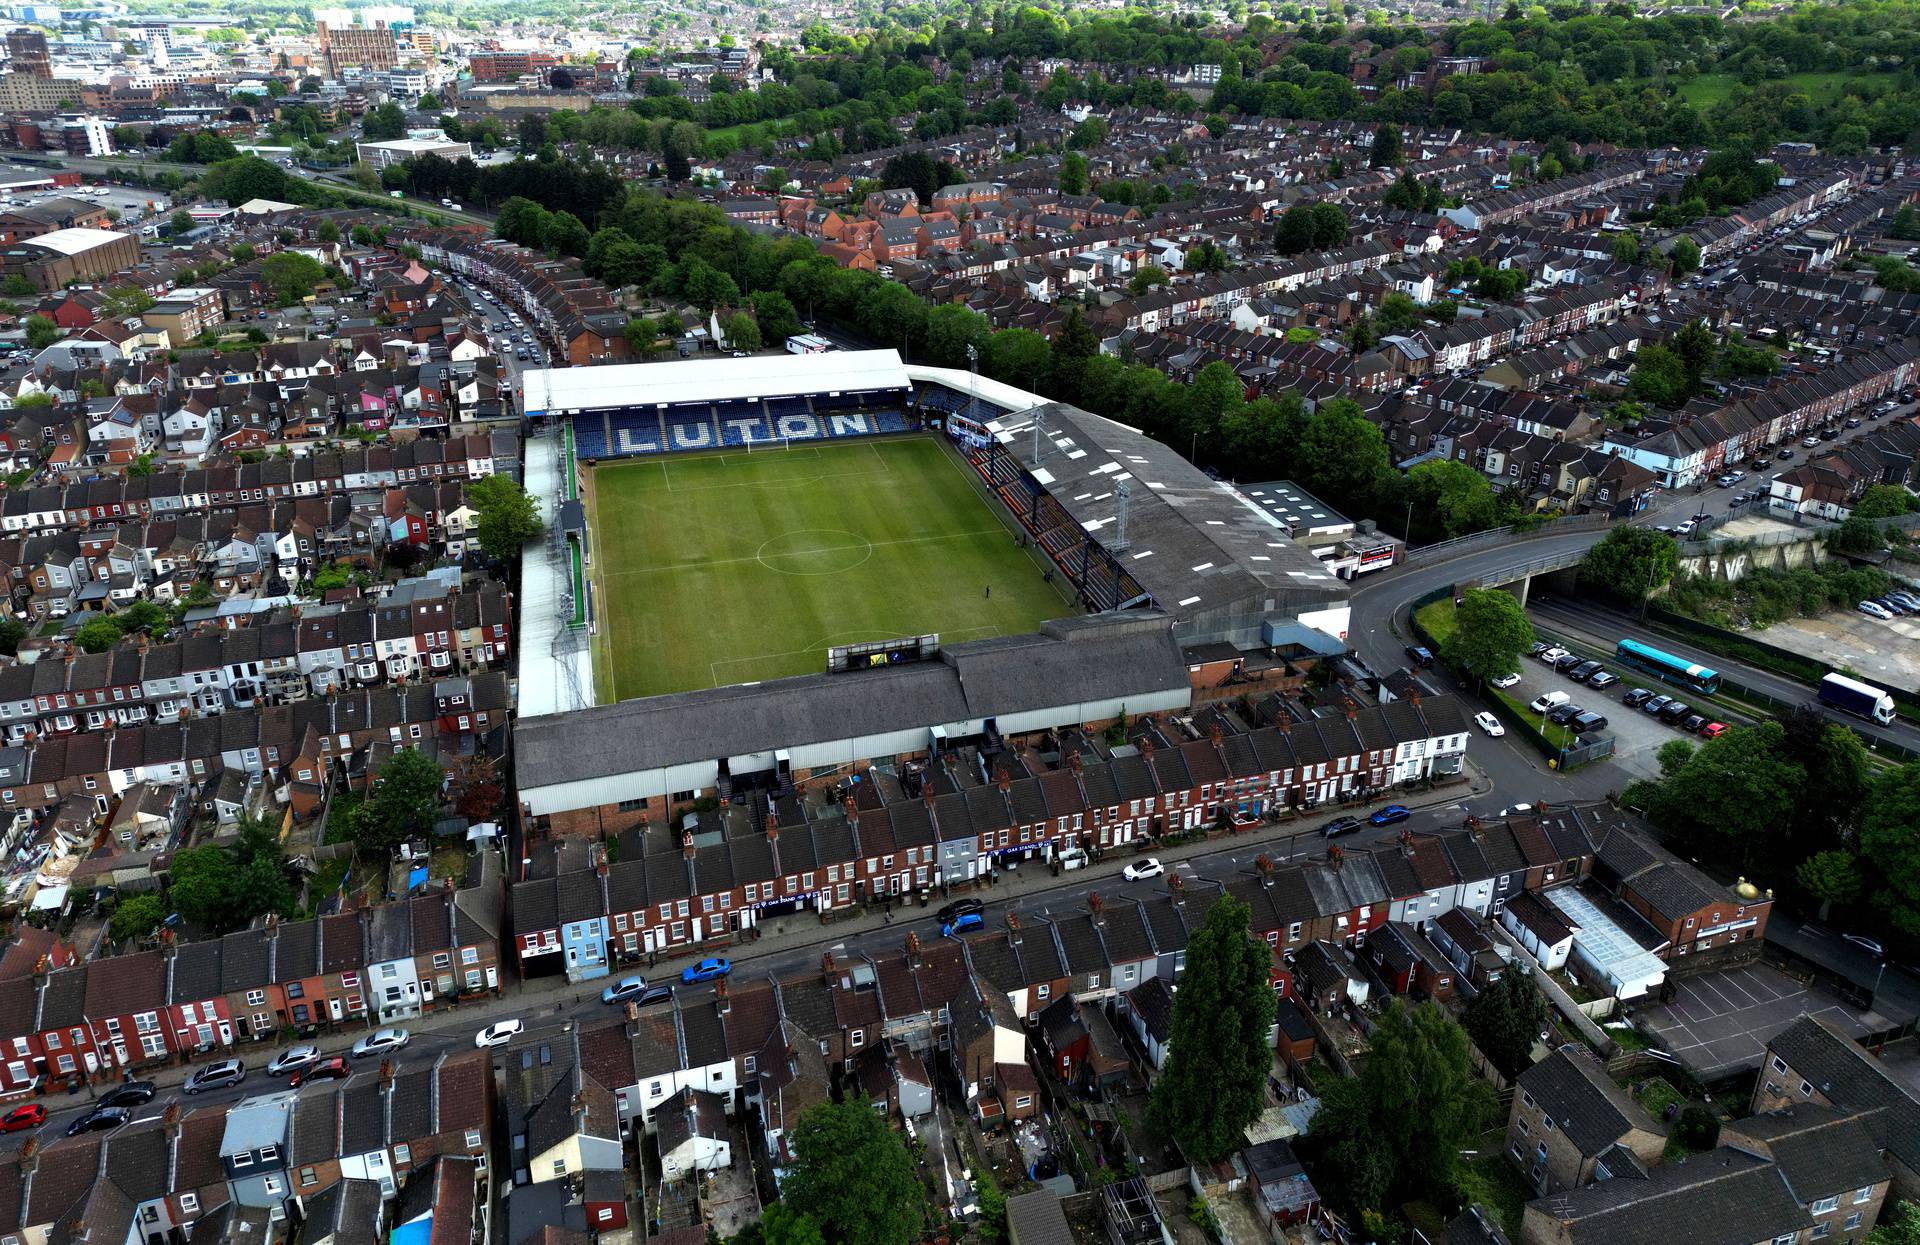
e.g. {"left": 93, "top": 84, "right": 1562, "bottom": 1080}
{"left": 1087, "top": 892, "right": 1104, "bottom": 921}
{"left": 1006, "top": 911, "right": 1022, "bottom": 944}
{"left": 1209, "top": 723, "right": 1224, "bottom": 747}
{"left": 821, "top": 951, "right": 836, "bottom": 985}
{"left": 905, "top": 931, "right": 922, "bottom": 968}
{"left": 715, "top": 977, "right": 730, "bottom": 1015}
{"left": 682, "top": 830, "right": 695, "bottom": 861}
{"left": 1255, "top": 854, "right": 1273, "bottom": 885}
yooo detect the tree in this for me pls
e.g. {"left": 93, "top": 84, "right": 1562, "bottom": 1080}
{"left": 1442, "top": 588, "right": 1535, "bottom": 683}
{"left": 1852, "top": 485, "right": 1918, "bottom": 520}
{"left": 1462, "top": 969, "right": 1547, "bottom": 1076}
{"left": 1128, "top": 264, "right": 1170, "bottom": 296}
{"left": 1859, "top": 761, "right": 1920, "bottom": 936}
{"left": 1274, "top": 204, "right": 1316, "bottom": 255}
{"left": 1797, "top": 850, "right": 1863, "bottom": 922}
{"left": 73, "top": 618, "right": 120, "bottom": 653}
{"left": 468, "top": 473, "right": 544, "bottom": 559}
{"left": 1184, "top": 241, "right": 1229, "bottom": 273}
{"left": 1148, "top": 894, "right": 1276, "bottom": 1162}
{"left": 1405, "top": 458, "right": 1508, "bottom": 540}
{"left": 1295, "top": 399, "right": 1390, "bottom": 511}
{"left": 1611, "top": 232, "right": 1642, "bottom": 264}
{"left": 361, "top": 102, "right": 407, "bottom": 140}
{"left": 1309, "top": 202, "right": 1348, "bottom": 249}
{"left": 260, "top": 252, "right": 327, "bottom": 305}
{"left": 1311, "top": 1001, "right": 1495, "bottom": 1213}
{"left": 1868, "top": 1201, "right": 1920, "bottom": 1245}
{"left": 450, "top": 757, "right": 503, "bottom": 822}
{"left": 350, "top": 747, "right": 445, "bottom": 858}
{"left": 1669, "top": 235, "right": 1701, "bottom": 278}
{"left": 1891, "top": 205, "right": 1920, "bottom": 242}
{"left": 783, "top": 1098, "right": 925, "bottom": 1245}
{"left": 757, "top": 1206, "right": 826, "bottom": 1245}
{"left": 109, "top": 892, "right": 167, "bottom": 944}
{"left": 316, "top": 218, "right": 339, "bottom": 245}
{"left": 23, "top": 315, "right": 58, "bottom": 351}
{"left": 539, "top": 210, "right": 590, "bottom": 257}
{"left": 0, "top": 617, "right": 24, "bottom": 657}
{"left": 1582, "top": 525, "right": 1678, "bottom": 602}
{"left": 1059, "top": 152, "right": 1089, "bottom": 196}
{"left": 748, "top": 290, "right": 800, "bottom": 343}
{"left": 1369, "top": 122, "right": 1403, "bottom": 168}
{"left": 167, "top": 844, "right": 240, "bottom": 930}
{"left": 722, "top": 311, "right": 762, "bottom": 352}
{"left": 678, "top": 257, "right": 739, "bottom": 312}
{"left": 1630, "top": 722, "right": 1803, "bottom": 866}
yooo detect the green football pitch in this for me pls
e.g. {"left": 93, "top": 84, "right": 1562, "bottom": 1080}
{"left": 586, "top": 436, "right": 1073, "bottom": 700}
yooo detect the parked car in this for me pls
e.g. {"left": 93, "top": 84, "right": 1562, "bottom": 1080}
{"left": 184, "top": 1060, "right": 246, "bottom": 1094}
{"left": 1368, "top": 804, "right": 1413, "bottom": 827}
{"left": 1888, "top": 592, "right": 1920, "bottom": 612}
{"left": 1658, "top": 701, "right": 1694, "bottom": 723}
{"left": 1587, "top": 671, "right": 1620, "bottom": 690}
{"left": 1122, "top": 857, "right": 1166, "bottom": 881}
{"left": 1553, "top": 653, "right": 1586, "bottom": 672}
{"left": 291, "top": 1057, "right": 349, "bottom": 1088}
{"left": 1536, "top": 646, "right": 1570, "bottom": 664}
{"left": 1567, "top": 661, "right": 1602, "bottom": 681}
{"left": 681, "top": 957, "right": 731, "bottom": 984}
{"left": 67, "top": 1107, "right": 128, "bottom": 1136}
{"left": 0, "top": 1104, "right": 45, "bottom": 1133}
{"left": 603, "top": 976, "right": 668, "bottom": 1006}
{"left": 351, "top": 1029, "right": 410, "bottom": 1060}
{"left": 937, "top": 898, "right": 985, "bottom": 923}
{"left": 1490, "top": 671, "right": 1522, "bottom": 689}
{"left": 1571, "top": 712, "right": 1608, "bottom": 734}
{"left": 1858, "top": 600, "right": 1894, "bottom": 620}
{"left": 940, "top": 910, "right": 985, "bottom": 937}
{"left": 1473, "top": 711, "right": 1505, "bottom": 737}
{"left": 1529, "top": 691, "right": 1571, "bottom": 714}
{"left": 1680, "top": 714, "right": 1707, "bottom": 733}
{"left": 267, "top": 1047, "right": 321, "bottom": 1077}
{"left": 1642, "top": 695, "right": 1673, "bottom": 715}
{"left": 475, "top": 1019, "right": 525, "bottom": 1049}
{"left": 98, "top": 1080, "right": 155, "bottom": 1109}
{"left": 1547, "top": 703, "right": 1585, "bottom": 726}
{"left": 1404, "top": 644, "right": 1434, "bottom": 668}
{"left": 1322, "top": 816, "right": 1364, "bottom": 838}
{"left": 1527, "top": 642, "right": 1551, "bottom": 658}
{"left": 1699, "top": 721, "right": 1728, "bottom": 738}
{"left": 1623, "top": 688, "right": 1655, "bottom": 708}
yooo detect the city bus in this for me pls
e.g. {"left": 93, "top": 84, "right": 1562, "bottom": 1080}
{"left": 1613, "top": 638, "right": 1721, "bottom": 695}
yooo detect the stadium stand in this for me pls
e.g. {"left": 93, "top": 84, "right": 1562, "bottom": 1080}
{"left": 573, "top": 404, "right": 914, "bottom": 459}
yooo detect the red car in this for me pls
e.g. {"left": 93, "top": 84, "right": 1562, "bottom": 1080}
{"left": 291, "top": 1057, "right": 349, "bottom": 1088}
{"left": 0, "top": 1104, "right": 45, "bottom": 1133}
{"left": 1699, "top": 721, "right": 1729, "bottom": 739}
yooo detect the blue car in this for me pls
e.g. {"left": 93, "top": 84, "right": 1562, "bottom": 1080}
{"left": 940, "top": 911, "right": 984, "bottom": 938}
{"left": 681, "top": 957, "right": 731, "bottom": 984}
{"left": 1369, "top": 804, "right": 1413, "bottom": 827}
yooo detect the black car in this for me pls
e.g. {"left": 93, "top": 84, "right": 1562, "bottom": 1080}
{"left": 1571, "top": 711, "right": 1609, "bottom": 733}
{"left": 1553, "top": 653, "right": 1585, "bottom": 672}
{"left": 1547, "top": 703, "right": 1585, "bottom": 726}
{"left": 1322, "top": 816, "right": 1364, "bottom": 838}
{"left": 1681, "top": 714, "right": 1708, "bottom": 733}
{"left": 1527, "top": 641, "right": 1551, "bottom": 657}
{"left": 1659, "top": 701, "right": 1694, "bottom": 723}
{"left": 66, "top": 1107, "right": 128, "bottom": 1136}
{"left": 1405, "top": 644, "right": 1434, "bottom": 668}
{"left": 1623, "top": 688, "right": 1655, "bottom": 708}
{"left": 936, "top": 898, "right": 985, "bottom": 924}
{"left": 98, "top": 1080, "right": 155, "bottom": 1109}
{"left": 1568, "top": 661, "right": 1602, "bottom": 682}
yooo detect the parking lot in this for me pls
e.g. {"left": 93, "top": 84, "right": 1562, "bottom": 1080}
{"left": 1752, "top": 609, "right": 1920, "bottom": 693}
{"left": 1634, "top": 963, "right": 1888, "bottom": 1078}
{"left": 1499, "top": 645, "right": 1701, "bottom": 779}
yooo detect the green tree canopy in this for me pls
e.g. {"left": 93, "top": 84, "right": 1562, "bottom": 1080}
{"left": 1441, "top": 588, "right": 1535, "bottom": 683}
{"left": 1462, "top": 969, "right": 1547, "bottom": 1077}
{"left": 261, "top": 251, "right": 328, "bottom": 305}
{"left": 468, "top": 473, "right": 544, "bottom": 559}
{"left": 1148, "top": 894, "right": 1277, "bottom": 1162}
{"left": 782, "top": 1097, "right": 925, "bottom": 1245}
{"left": 109, "top": 892, "right": 167, "bottom": 944}
{"left": 722, "top": 311, "right": 762, "bottom": 353}
{"left": 350, "top": 747, "right": 446, "bottom": 858}
{"left": 1860, "top": 761, "right": 1920, "bottom": 937}
{"left": 1582, "top": 525, "right": 1678, "bottom": 602}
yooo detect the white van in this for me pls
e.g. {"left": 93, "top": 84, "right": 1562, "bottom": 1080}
{"left": 1528, "top": 690, "right": 1571, "bottom": 714}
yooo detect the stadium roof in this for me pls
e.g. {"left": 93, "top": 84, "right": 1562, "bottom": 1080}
{"left": 982, "top": 402, "right": 1347, "bottom": 622}
{"left": 22, "top": 227, "right": 125, "bottom": 256}
{"left": 521, "top": 349, "right": 910, "bottom": 417}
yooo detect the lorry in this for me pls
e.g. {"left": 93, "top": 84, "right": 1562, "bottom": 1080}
{"left": 1818, "top": 673, "right": 1897, "bottom": 725}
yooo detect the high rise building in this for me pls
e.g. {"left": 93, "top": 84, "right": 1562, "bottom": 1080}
{"left": 6, "top": 28, "right": 50, "bottom": 78}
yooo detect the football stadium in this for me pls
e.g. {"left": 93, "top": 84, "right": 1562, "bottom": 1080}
{"left": 515, "top": 349, "right": 1356, "bottom": 822}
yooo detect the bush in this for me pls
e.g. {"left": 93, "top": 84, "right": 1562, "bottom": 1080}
{"left": 1673, "top": 1105, "right": 1720, "bottom": 1151}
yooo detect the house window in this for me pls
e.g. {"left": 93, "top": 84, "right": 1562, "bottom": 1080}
{"left": 1846, "top": 1212, "right": 1865, "bottom": 1230}
{"left": 1014, "top": 1095, "right": 1032, "bottom": 1109}
{"left": 851, "top": 1030, "right": 864, "bottom": 1049}
{"left": 465, "top": 1131, "right": 483, "bottom": 1148}
{"left": 1770, "top": 1056, "right": 1788, "bottom": 1074}
{"left": 1814, "top": 1197, "right": 1838, "bottom": 1215}
{"left": 553, "top": 1160, "right": 567, "bottom": 1177}
{"left": 1855, "top": 1188, "right": 1874, "bottom": 1204}
{"left": 1036, "top": 984, "right": 1049, "bottom": 1000}
{"left": 180, "top": 1195, "right": 199, "bottom": 1214}
{"left": 300, "top": 1168, "right": 317, "bottom": 1187}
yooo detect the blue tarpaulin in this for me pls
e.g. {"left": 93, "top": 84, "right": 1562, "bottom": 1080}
{"left": 407, "top": 864, "right": 429, "bottom": 893}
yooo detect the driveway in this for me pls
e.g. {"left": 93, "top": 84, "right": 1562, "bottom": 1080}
{"left": 1635, "top": 963, "right": 1890, "bottom": 1079}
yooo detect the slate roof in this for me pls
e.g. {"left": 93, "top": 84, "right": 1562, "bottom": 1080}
{"left": 1516, "top": 1046, "right": 1662, "bottom": 1158}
